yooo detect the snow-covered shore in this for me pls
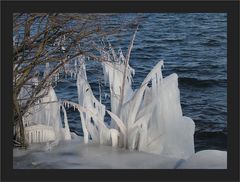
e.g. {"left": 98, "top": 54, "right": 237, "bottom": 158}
{"left": 14, "top": 31, "right": 227, "bottom": 170}
{"left": 13, "top": 134, "right": 226, "bottom": 169}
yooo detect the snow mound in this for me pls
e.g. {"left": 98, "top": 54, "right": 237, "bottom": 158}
{"left": 13, "top": 138, "right": 181, "bottom": 169}
{"left": 13, "top": 139, "right": 227, "bottom": 169}
{"left": 177, "top": 150, "right": 227, "bottom": 169}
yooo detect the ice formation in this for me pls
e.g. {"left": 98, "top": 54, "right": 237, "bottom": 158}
{"left": 63, "top": 61, "right": 119, "bottom": 147}
{"left": 100, "top": 52, "right": 195, "bottom": 159}
{"left": 22, "top": 85, "right": 71, "bottom": 145}
{"left": 18, "top": 65, "right": 71, "bottom": 146}
{"left": 56, "top": 30, "right": 195, "bottom": 159}
{"left": 17, "top": 29, "right": 195, "bottom": 160}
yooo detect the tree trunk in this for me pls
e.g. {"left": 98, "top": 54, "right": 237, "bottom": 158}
{"left": 13, "top": 92, "right": 27, "bottom": 148}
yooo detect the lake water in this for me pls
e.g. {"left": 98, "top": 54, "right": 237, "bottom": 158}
{"left": 55, "top": 13, "right": 227, "bottom": 152}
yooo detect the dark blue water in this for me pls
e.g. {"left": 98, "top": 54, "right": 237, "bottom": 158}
{"left": 55, "top": 13, "right": 227, "bottom": 152}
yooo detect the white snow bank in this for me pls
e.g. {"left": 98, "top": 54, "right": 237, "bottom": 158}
{"left": 13, "top": 137, "right": 227, "bottom": 169}
{"left": 177, "top": 150, "right": 227, "bottom": 169}
{"left": 13, "top": 135, "right": 180, "bottom": 169}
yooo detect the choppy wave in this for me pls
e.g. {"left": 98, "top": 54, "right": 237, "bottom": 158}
{"left": 178, "top": 77, "right": 227, "bottom": 88}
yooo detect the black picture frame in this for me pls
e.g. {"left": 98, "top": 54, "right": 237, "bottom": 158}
{"left": 1, "top": 0, "right": 239, "bottom": 181}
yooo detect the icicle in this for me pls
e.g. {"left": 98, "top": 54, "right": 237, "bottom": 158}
{"left": 99, "top": 81, "right": 102, "bottom": 104}
{"left": 74, "top": 59, "right": 77, "bottom": 67}
{"left": 109, "top": 42, "right": 118, "bottom": 62}
{"left": 128, "top": 125, "right": 140, "bottom": 150}
{"left": 118, "top": 48, "right": 125, "bottom": 63}
{"left": 54, "top": 74, "right": 58, "bottom": 82}
{"left": 159, "top": 60, "right": 164, "bottom": 82}
{"left": 141, "top": 60, "right": 164, "bottom": 87}
{"left": 60, "top": 104, "right": 71, "bottom": 140}
{"left": 106, "top": 110, "right": 126, "bottom": 136}
{"left": 24, "top": 125, "right": 56, "bottom": 144}
{"left": 131, "top": 85, "right": 148, "bottom": 123}
{"left": 13, "top": 35, "right": 16, "bottom": 46}
{"left": 76, "top": 62, "right": 109, "bottom": 144}
{"left": 110, "top": 129, "right": 120, "bottom": 147}
{"left": 131, "top": 67, "right": 135, "bottom": 77}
